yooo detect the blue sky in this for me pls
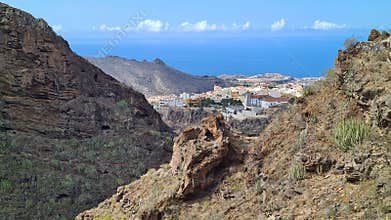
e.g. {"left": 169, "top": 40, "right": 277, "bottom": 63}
{"left": 2, "top": 0, "right": 390, "bottom": 37}
{"left": 2, "top": 0, "right": 390, "bottom": 76}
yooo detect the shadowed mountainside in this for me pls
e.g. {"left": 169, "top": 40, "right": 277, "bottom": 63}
{"left": 0, "top": 3, "right": 173, "bottom": 219}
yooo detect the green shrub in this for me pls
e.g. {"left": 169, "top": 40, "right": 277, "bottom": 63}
{"left": 303, "top": 86, "right": 316, "bottom": 97}
{"left": 25, "top": 199, "right": 34, "bottom": 209}
{"left": 116, "top": 178, "right": 125, "bottom": 185}
{"left": 333, "top": 119, "right": 368, "bottom": 151}
{"left": 294, "top": 128, "right": 307, "bottom": 151}
{"left": 19, "top": 159, "right": 33, "bottom": 170}
{"left": 84, "top": 150, "right": 96, "bottom": 162}
{"left": 290, "top": 162, "right": 306, "bottom": 181}
{"left": 255, "top": 179, "right": 265, "bottom": 194}
{"left": 117, "top": 100, "right": 130, "bottom": 112}
{"left": 83, "top": 167, "right": 99, "bottom": 180}
{"left": 66, "top": 138, "right": 79, "bottom": 147}
{"left": 288, "top": 97, "right": 296, "bottom": 105}
{"left": 0, "top": 179, "right": 13, "bottom": 193}
{"left": 50, "top": 159, "right": 62, "bottom": 170}
{"left": 61, "top": 175, "right": 75, "bottom": 193}
{"left": 85, "top": 137, "right": 104, "bottom": 150}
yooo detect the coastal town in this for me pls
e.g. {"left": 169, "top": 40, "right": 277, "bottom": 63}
{"left": 147, "top": 74, "right": 320, "bottom": 120}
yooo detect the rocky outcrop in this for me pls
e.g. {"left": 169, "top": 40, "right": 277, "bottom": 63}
{"left": 86, "top": 56, "right": 227, "bottom": 96}
{"left": 368, "top": 29, "right": 390, "bottom": 42}
{"left": 171, "top": 114, "right": 241, "bottom": 198}
{"left": 0, "top": 3, "right": 173, "bottom": 219}
{"left": 335, "top": 29, "right": 391, "bottom": 128}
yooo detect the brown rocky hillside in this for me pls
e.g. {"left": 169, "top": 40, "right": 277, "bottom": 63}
{"left": 78, "top": 30, "right": 391, "bottom": 220}
{"left": 0, "top": 3, "right": 173, "bottom": 219}
{"left": 86, "top": 56, "right": 226, "bottom": 97}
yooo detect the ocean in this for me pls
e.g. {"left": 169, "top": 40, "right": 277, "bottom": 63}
{"left": 68, "top": 31, "right": 368, "bottom": 78}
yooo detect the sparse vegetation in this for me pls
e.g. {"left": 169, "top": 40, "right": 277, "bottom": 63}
{"left": 50, "top": 159, "right": 62, "bottom": 170}
{"left": 303, "top": 86, "right": 316, "bottom": 97}
{"left": 198, "top": 98, "right": 243, "bottom": 107}
{"left": 288, "top": 97, "right": 296, "bottom": 105}
{"left": 377, "top": 50, "right": 390, "bottom": 62}
{"left": 294, "top": 128, "right": 308, "bottom": 152}
{"left": 0, "top": 133, "right": 13, "bottom": 153}
{"left": 255, "top": 179, "right": 265, "bottom": 194}
{"left": 0, "top": 179, "right": 13, "bottom": 193}
{"left": 25, "top": 199, "right": 34, "bottom": 209}
{"left": 333, "top": 119, "right": 368, "bottom": 151}
{"left": 117, "top": 100, "right": 130, "bottom": 112}
{"left": 19, "top": 159, "right": 33, "bottom": 171}
{"left": 67, "top": 138, "right": 79, "bottom": 147}
{"left": 116, "top": 178, "right": 125, "bottom": 185}
{"left": 85, "top": 137, "right": 105, "bottom": 150}
{"left": 290, "top": 162, "right": 306, "bottom": 181}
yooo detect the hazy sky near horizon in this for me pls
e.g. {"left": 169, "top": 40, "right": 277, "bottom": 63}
{"left": 2, "top": 0, "right": 390, "bottom": 37}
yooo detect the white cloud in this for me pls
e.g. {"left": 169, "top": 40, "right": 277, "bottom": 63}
{"left": 135, "top": 19, "right": 168, "bottom": 32}
{"left": 94, "top": 20, "right": 251, "bottom": 33}
{"left": 232, "top": 21, "right": 251, "bottom": 31}
{"left": 52, "top": 25, "right": 63, "bottom": 32}
{"left": 311, "top": 20, "right": 346, "bottom": 30}
{"left": 179, "top": 20, "right": 250, "bottom": 32}
{"left": 94, "top": 24, "right": 121, "bottom": 31}
{"left": 180, "top": 20, "right": 218, "bottom": 32}
{"left": 271, "top": 19, "right": 286, "bottom": 31}
{"left": 93, "top": 20, "right": 169, "bottom": 33}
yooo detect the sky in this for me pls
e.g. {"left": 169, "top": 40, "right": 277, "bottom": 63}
{"left": 2, "top": 1, "right": 390, "bottom": 76}
{"left": 2, "top": 0, "right": 390, "bottom": 37}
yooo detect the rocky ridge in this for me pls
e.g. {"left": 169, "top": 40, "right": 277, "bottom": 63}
{"left": 86, "top": 56, "right": 226, "bottom": 97}
{"left": 0, "top": 3, "right": 173, "bottom": 219}
{"left": 78, "top": 30, "right": 391, "bottom": 219}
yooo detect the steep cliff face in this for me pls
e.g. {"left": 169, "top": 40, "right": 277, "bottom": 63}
{"left": 78, "top": 30, "right": 391, "bottom": 220}
{"left": 0, "top": 3, "right": 168, "bottom": 138}
{"left": 0, "top": 3, "right": 173, "bottom": 219}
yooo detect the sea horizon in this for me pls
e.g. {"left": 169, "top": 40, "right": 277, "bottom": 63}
{"left": 67, "top": 29, "right": 370, "bottom": 78}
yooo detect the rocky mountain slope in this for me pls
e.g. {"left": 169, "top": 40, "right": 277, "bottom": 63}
{"left": 0, "top": 3, "right": 173, "bottom": 219}
{"left": 86, "top": 56, "right": 226, "bottom": 97}
{"left": 78, "top": 30, "right": 391, "bottom": 219}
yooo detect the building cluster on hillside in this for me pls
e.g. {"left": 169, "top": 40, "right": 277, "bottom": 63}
{"left": 148, "top": 82, "right": 304, "bottom": 111}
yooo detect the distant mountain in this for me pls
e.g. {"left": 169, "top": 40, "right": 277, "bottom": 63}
{"left": 86, "top": 56, "right": 225, "bottom": 96}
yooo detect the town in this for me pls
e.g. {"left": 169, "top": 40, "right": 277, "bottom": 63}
{"left": 147, "top": 74, "right": 319, "bottom": 121}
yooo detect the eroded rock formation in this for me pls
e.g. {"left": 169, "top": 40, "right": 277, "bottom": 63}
{"left": 170, "top": 114, "right": 240, "bottom": 197}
